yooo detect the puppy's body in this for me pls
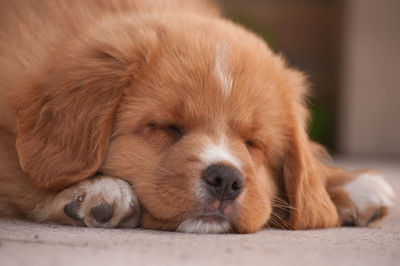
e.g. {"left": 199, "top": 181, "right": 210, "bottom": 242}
{"left": 0, "top": 0, "right": 217, "bottom": 223}
{"left": 0, "top": 0, "right": 394, "bottom": 233}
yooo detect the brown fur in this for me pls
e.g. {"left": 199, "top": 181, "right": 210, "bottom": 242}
{"left": 0, "top": 0, "right": 391, "bottom": 233}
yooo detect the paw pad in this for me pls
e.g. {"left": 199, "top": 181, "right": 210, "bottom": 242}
{"left": 64, "top": 201, "right": 83, "bottom": 221}
{"left": 90, "top": 203, "right": 113, "bottom": 223}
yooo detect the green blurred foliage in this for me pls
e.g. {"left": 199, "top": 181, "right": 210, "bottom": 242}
{"left": 308, "top": 99, "right": 334, "bottom": 150}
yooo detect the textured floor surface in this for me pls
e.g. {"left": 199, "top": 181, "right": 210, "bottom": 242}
{"left": 0, "top": 156, "right": 399, "bottom": 266}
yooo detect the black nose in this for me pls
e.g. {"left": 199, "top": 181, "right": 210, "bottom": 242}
{"left": 202, "top": 164, "right": 245, "bottom": 201}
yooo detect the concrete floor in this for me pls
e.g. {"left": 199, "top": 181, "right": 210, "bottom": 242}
{"left": 0, "top": 156, "right": 399, "bottom": 266}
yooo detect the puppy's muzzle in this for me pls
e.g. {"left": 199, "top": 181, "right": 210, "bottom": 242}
{"left": 202, "top": 164, "right": 244, "bottom": 201}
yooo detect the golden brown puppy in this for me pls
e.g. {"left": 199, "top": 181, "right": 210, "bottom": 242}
{"left": 0, "top": 0, "right": 395, "bottom": 233}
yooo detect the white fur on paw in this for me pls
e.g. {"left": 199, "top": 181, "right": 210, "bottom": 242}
{"left": 344, "top": 174, "right": 395, "bottom": 226}
{"left": 62, "top": 176, "right": 141, "bottom": 228}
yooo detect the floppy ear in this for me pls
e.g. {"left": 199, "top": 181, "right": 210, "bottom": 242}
{"left": 12, "top": 23, "right": 157, "bottom": 191}
{"left": 283, "top": 131, "right": 340, "bottom": 229}
{"left": 280, "top": 70, "right": 340, "bottom": 229}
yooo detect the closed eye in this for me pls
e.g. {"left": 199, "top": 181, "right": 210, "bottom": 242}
{"left": 245, "top": 139, "right": 265, "bottom": 152}
{"left": 245, "top": 140, "right": 255, "bottom": 147}
{"left": 148, "top": 122, "right": 185, "bottom": 139}
{"left": 164, "top": 124, "right": 184, "bottom": 138}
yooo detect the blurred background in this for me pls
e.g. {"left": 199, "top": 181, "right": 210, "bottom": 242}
{"left": 216, "top": 0, "right": 400, "bottom": 157}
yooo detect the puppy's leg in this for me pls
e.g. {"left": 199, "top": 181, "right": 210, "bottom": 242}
{"left": 35, "top": 175, "right": 141, "bottom": 228}
{"left": 326, "top": 167, "right": 395, "bottom": 226}
{"left": 0, "top": 131, "right": 140, "bottom": 227}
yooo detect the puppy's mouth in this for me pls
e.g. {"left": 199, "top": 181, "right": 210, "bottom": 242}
{"left": 196, "top": 213, "right": 227, "bottom": 223}
{"left": 175, "top": 162, "right": 243, "bottom": 234}
{"left": 177, "top": 212, "right": 231, "bottom": 234}
{"left": 176, "top": 201, "right": 235, "bottom": 234}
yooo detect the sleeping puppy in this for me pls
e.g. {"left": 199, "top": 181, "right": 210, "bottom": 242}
{"left": 0, "top": 0, "right": 395, "bottom": 233}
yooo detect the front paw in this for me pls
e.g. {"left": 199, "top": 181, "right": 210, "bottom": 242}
{"left": 340, "top": 173, "right": 395, "bottom": 226}
{"left": 62, "top": 176, "right": 141, "bottom": 228}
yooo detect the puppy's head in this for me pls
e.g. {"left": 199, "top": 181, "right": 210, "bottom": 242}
{"left": 13, "top": 14, "right": 338, "bottom": 233}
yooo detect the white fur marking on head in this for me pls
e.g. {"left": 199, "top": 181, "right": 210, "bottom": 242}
{"left": 177, "top": 218, "right": 231, "bottom": 233}
{"left": 344, "top": 173, "right": 395, "bottom": 213}
{"left": 200, "top": 139, "right": 242, "bottom": 170}
{"left": 214, "top": 43, "right": 233, "bottom": 97}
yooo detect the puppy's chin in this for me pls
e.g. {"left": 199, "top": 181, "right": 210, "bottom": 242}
{"left": 177, "top": 217, "right": 231, "bottom": 234}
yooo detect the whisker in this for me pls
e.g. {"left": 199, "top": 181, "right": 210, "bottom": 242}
{"left": 269, "top": 210, "right": 293, "bottom": 229}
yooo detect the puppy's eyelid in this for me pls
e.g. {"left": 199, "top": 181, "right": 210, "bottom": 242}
{"left": 147, "top": 122, "right": 185, "bottom": 138}
{"left": 245, "top": 139, "right": 265, "bottom": 151}
{"left": 245, "top": 140, "right": 255, "bottom": 147}
{"left": 165, "top": 124, "right": 184, "bottom": 137}
{"left": 147, "top": 122, "right": 157, "bottom": 129}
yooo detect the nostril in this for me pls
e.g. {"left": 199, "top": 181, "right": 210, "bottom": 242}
{"left": 214, "top": 177, "right": 222, "bottom": 187}
{"left": 205, "top": 176, "right": 223, "bottom": 187}
{"left": 231, "top": 180, "right": 241, "bottom": 191}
